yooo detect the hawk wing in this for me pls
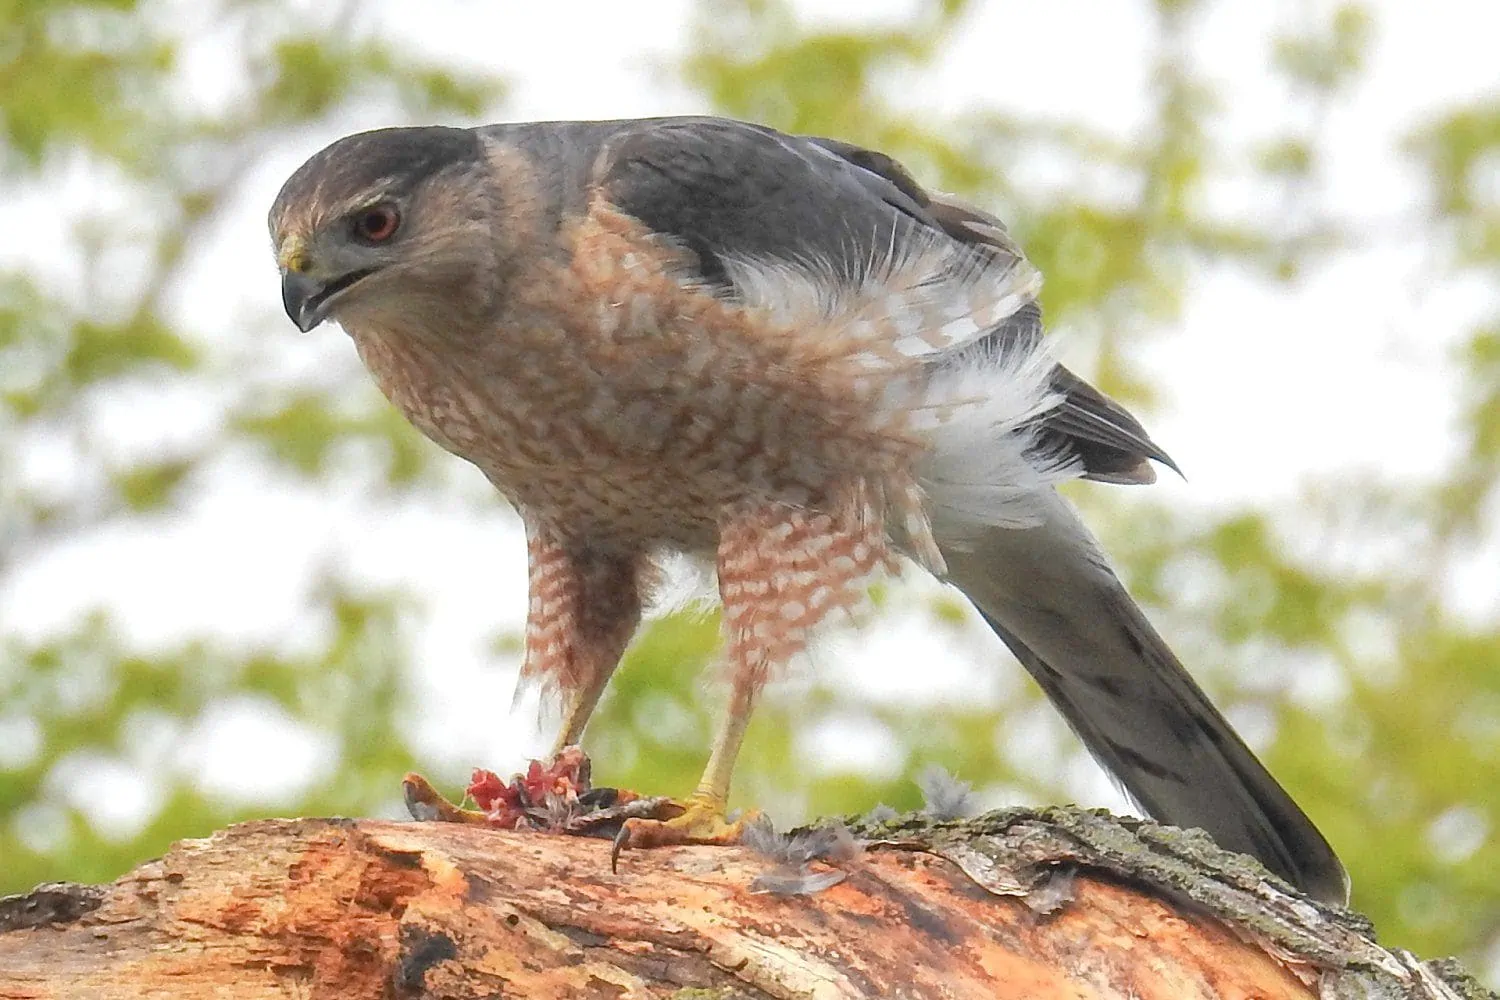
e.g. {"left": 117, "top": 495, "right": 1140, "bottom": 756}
{"left": 586, "top": 116, "right": 1176, "bottom": 484}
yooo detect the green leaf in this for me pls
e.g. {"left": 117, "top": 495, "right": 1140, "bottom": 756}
{"left": 65, "top": 315, "right": 199, "bottom": 384}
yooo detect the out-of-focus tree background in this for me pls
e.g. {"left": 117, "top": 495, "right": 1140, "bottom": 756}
{"left": 2, "top": 0, "right": 1497, "bottom": 981}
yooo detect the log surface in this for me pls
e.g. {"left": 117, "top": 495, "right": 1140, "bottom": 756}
{"left": 0, "top": 811, "right": 1488, "bottom": 999}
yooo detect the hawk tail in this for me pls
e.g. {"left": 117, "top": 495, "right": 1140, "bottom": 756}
{"left": 941, "top": 498, "right": 1349, "bottom": 904}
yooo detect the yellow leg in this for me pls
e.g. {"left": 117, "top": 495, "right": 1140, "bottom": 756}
{"left": 612, "top": 677, "right": 757, "bottom": 866}
{"left": 550, "top": 672, "right": 613, "bottom": 755}
{"left": 614, "top": 497, "right": 847, "bottom": 864}
{"left": 693, "top": 677, "right": 754, "bottom": 805}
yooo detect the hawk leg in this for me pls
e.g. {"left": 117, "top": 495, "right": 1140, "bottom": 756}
{"left": 610, "top": 663, "right": 760, "bottom": 867}
{"left": 614, "top": 497, "right": 889, "bottom": 861}
{"left": 518, "top": 520, "right": 644, "bottom": 751}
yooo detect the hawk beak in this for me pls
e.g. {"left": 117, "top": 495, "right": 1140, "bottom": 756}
{"left": 280, "top": 271, "right": 327, "bottom": 332}
{"left": 280, "top": 268, "right": 375, "bottom": 332}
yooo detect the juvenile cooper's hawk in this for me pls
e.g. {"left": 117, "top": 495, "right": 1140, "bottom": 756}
{"left": 270, "top": 116, "right": 1348, "bottom": 903}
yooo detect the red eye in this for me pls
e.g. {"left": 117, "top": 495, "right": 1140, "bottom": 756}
{"left": 352, "top": 204, "right": 400, "bottom": 243}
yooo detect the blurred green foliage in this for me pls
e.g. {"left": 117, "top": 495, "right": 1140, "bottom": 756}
{"left": 1, "top": 0, "right": 1497, "bottom": 983}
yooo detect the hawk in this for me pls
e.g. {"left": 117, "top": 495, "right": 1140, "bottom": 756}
{"left": 269, "top": 116, "right": 1348, "bottom": 903}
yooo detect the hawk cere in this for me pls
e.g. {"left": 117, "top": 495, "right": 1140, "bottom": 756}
{"left": 270, "top": 116, "right": 1347, "bottom": 903}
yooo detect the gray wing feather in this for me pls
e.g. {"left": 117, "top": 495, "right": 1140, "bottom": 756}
{"left": 594, "top": 118, "right": 938, "bottom": 284}
{"left": 585, "top": 117, "right": 1174, "bottom": 481}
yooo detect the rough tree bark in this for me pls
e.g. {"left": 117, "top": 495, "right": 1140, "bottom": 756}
{"left": 0, "top": 808, "right": 1490, "bottom": 999}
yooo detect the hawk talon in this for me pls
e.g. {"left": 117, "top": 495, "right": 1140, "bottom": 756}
{"left": 402, "top": 772, "right": 489, "bottom": 824}
{"left": 609, "top": 794, "right": 753, "bottom": 873}
{"left": 609, "top": 822, "right": 630, "bottom": 874}
{"left": 402, "top": 749, "right": 639, "bottom": 833}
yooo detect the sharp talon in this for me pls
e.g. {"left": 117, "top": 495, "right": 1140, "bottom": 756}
{"left": 412, "top": 750, "right": 723, "bottom": 860}
{"left": 611, "top": 824, "right": 630, "bottom": 873}
{"left": 607, "top": 794, "right": 748, "bottom": 872}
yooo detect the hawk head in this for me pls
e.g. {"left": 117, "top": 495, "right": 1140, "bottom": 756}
{"left": 269, "top": 126, "right": 492, "bottom": 332}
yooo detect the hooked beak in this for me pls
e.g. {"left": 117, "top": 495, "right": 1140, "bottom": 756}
{"left": 280, "top": 268, "right": 375, "bottom": 332}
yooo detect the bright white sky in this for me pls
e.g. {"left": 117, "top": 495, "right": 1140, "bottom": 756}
{"left": 2, "top": 0, "right": 1497, "bottom": 848}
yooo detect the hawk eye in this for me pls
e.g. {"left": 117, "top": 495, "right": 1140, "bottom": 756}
{"left": 351, "top": 203, "right": 400, "bottom": 244}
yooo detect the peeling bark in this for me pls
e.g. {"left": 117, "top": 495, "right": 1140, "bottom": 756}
{"left": 0, "top": 810, "right": 1489, "bottom": 999}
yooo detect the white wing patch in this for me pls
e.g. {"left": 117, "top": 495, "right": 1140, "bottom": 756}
{"left": 719, "top": 223, "right": 1081, "bottom": 562}
{"left": 718, "top": 224, "right": 1041, "bottom": 369}
{"left": 917, "top": 340, "right": 1081, "bottom": 544}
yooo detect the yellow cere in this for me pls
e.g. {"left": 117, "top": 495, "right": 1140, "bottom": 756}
{"left": 277, "top": 235, "right": 311, "bottom": 274}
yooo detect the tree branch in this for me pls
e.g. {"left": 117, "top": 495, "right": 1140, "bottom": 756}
{"left": 0, "top": 809, "right": 1489, "bottom": 999}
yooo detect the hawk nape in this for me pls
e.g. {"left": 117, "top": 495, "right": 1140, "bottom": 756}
{"left": 269, "top": 115, "right": 1348, "bottom": 904}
